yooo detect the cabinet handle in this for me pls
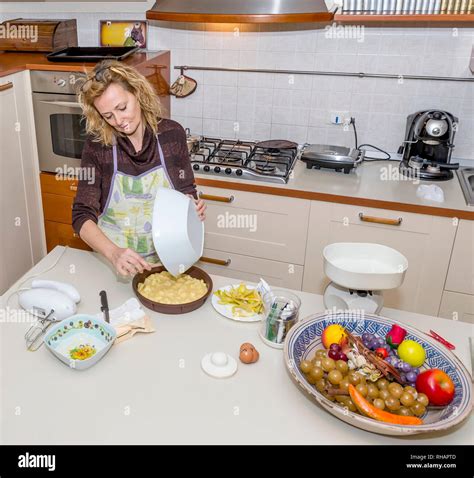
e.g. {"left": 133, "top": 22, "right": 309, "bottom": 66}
{"left": 69, "top": 185, "right": 77, "bottom": 191}
{"left": 0, "top": 82, "right": 13, "bottom": 92}
{"left": 200, "top": 256, "right": 231, "bottom": 266}
{"left": 199, "top": 192, "right": 234, "bottom": 203}
{"left": 359, "top": 213, "right": 402, "bottom": 226}
{"left": 73, "top": 232, "right": 79, "bottom": 238}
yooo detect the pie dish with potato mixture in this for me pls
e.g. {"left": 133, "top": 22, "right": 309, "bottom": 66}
{"left": 137, "top": 271, "right": 208, "bottom": 304}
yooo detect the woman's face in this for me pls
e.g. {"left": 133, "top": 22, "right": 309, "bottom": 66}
{"left": 94, "top": 83, "right": 142, "bottom": 135}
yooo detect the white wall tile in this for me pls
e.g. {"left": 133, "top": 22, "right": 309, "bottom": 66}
{"left": 10, "top": 10, "right": 472, "bottom": 158}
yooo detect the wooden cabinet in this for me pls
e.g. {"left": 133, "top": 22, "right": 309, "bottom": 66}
{"left": 197, "top": 185, "right": 310, "bottom": 288}
{"left": 39, "top": 172, "right": 91, "bottom": 253}
{"left": 0, "top": 73, "right": 36, "bottom": 294}
{"left": 302, "top": 201, "right": 457, "bottom": 316}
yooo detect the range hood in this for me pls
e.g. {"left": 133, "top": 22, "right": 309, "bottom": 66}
{"left": 146, "top": 0, "right": 334, "bottom": 23}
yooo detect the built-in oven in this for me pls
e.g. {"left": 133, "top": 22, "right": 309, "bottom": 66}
{"left": 31, "top": 70, "right": 87, "bottom": 173}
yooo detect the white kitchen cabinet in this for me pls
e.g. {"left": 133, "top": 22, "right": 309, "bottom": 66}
{"left": 197, "top": 185, "right": 309, "bottom": 289}
{"left": 445, "top": 220, "right": 474, "bottom": 296}
{"left": 0, "top": 71, "right": 45, "bottom": 295}
{"left": 439, "top": 219, "right": 474, "bottom": 324}
{"left": 302, "top": 201, "right": 457, "bottom": 316}
{"left": 198, "top": 185, "right": 310, "bottom": 265}
{"left": 438, "top": 291, "right": 474, "bottom": 325}
{"left": 197, "top": 247, "right": 304, "bottom": 289}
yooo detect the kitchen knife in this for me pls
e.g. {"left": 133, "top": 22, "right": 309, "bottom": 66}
{"left": 99, "top": 290, "right": 110, "bottom": 323}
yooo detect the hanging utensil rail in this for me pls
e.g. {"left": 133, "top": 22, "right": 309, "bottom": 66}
{"left": 174, "top": 65, "right": 474, "bottom": 82}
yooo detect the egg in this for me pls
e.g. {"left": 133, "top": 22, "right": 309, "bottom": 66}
{"left": 239, "top": 342, "right": 259, "bottom": 364}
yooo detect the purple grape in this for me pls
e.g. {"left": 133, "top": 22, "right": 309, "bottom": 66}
{"left": 362, "top": 333, "right": 371, "bottom": 342}
{"left": 377, "top": 337, "right": 385, "bottom": 347}
{"left": 385, "top": 356, "right": 395, "bottom": 366}
{"left": 399, "top": 373, "right": 407, "bottom": 382}
{"left": 406, "top": 371, "right": 417, "bottom": 382}
{"left": 400, "top": 362, "right": 412, "bottom": 373}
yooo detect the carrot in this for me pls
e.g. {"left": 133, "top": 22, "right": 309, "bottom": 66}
{"left": 348, "top": 384, "right": 423, "bottom": 426}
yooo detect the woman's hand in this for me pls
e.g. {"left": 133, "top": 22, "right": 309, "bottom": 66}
{"left": 188, "top": 195, "right": 207, "bottom": 221}
{"left": 109, "top": 246, "right": 152, "bottom": 276}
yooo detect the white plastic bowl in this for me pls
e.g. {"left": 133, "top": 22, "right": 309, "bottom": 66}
{"left": 152, "top": 187, "right": 204, "bottom": 276}
{"left": 323, "top": 242, "right": 408, "bottom": 291}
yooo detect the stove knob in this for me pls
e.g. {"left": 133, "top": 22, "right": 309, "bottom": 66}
{"left": 193, "top": 164, "right": 200, "bottom": 171}
{"left": 214, "top": 166, "right": 221, "bottom": 173}
{"left": 225, "top": 168, "right": 232, "bottom": 175}
{"left": 236, "top": 169, "right": 243, "bottom": 176}
{"left": 203, "top": 165, "right": 210, "bottom": 172}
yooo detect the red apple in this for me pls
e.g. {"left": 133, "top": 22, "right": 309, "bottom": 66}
{"left": 415, "top": 369, "right": 455, "bottom": 406}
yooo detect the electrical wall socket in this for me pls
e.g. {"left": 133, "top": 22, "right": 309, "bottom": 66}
{"left": 330, "top": 111, "right": 350, "bottom": 125}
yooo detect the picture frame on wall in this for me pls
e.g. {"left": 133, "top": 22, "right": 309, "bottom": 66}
{"left": 99, "top": 20, "right": 147, "bottom": 49}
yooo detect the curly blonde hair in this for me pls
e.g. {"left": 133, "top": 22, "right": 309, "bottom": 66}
{"left": 77, "top": 60, "right": 163, "bottom": 146}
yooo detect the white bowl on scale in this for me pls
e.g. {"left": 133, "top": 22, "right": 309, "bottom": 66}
{"left": 323, "top": 243, "right": 408, "bottom": 291}
{"left": 152, "top": 187, "right": 204, "bottom": 276}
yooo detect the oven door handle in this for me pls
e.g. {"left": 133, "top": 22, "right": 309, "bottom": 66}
{"left": 38, "top": 100, "right": 82, "bottom": 109}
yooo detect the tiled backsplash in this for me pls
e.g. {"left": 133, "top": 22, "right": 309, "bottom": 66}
{"left": 2, "top": 12, "right": 473, "bottom": 160}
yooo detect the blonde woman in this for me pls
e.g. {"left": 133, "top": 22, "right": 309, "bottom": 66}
{"left": 72, "top": 60, "right": 206, "bottom": 276}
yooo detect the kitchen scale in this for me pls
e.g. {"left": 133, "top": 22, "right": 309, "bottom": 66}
{"left": 323, "top": 243, "right": 408, "bottom": 314}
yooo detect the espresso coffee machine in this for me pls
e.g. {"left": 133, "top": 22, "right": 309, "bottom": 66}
{"left": 399, "top": 110, "right": 459, "bottom": 181}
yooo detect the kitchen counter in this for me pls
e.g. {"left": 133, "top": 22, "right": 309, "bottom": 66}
{"left": 1, "top": 246, "right": 472, "bottom": 445}
{"left": 196, "top": 160, "right": 474, "bottom": 220}
{"left": 0, "top": 50, "right": 167, "bottom": 78}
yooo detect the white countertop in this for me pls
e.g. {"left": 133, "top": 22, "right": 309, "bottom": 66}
{"left": 196, "top": 160, "right": 473, "bottom": 216}
{"left": 1, "top": 246, "right": 472, "bottom": 445}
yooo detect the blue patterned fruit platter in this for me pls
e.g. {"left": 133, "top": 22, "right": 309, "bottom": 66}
{"left": 44, "top": 314, "right": 116, "bottom": 370}
{"left": 284, "top": 312, "right": 472, "bottom": 436}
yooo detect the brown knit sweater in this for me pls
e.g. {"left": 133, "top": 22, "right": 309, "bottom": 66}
{"left": 72, "top": 118, "right": 197, "bottom": 235}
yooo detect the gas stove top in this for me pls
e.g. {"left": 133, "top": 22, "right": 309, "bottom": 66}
{"left": 190, "top": 137, "right": 300, "bottom": 183}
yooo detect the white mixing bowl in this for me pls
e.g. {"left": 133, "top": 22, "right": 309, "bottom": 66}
{"left": 152, "top": 187, "right": 204, "bottom": 276}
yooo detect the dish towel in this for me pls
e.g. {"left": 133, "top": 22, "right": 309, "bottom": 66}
{"left": 95, "top": 298, "right": 155, "bottom": 344}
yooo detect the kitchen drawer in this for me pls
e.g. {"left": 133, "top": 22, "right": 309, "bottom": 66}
{"left": 40, "top": 172, "right": 78, "bottom": 197}
{"left": 198, "top": 186, "right": 310, "bottom": 265}
{"left": 42, "top": 192, "right": 74, "bottom": 224}
{"left": 197, "top": 248, "right": 304, "bottom": 289}
{"left": 44, "top": 221, "right": 91, "bottom": 253}
{"left": 327, "top": 203, "right": 436, "bottom": 233}
{"left": 438, "top": 290, "right": 474, "bottom": 325}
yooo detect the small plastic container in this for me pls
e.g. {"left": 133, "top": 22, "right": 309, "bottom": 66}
{"left": 259, "top": 290, "right": 301, "bottom": 349}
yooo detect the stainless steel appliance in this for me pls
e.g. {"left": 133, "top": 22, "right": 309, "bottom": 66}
{"left": 398, "top": 110, "right": 459, "bottom": 181}
{"left": 300, "top": 144, "right": 364, "bottom": 174}
{"left": 190, "top": 138, "right": 300, "bottom": 183}
{"left": 457, "top": 167, "right": 474, "bottom": 206}
{"left": 147, "top": 0, "right": 331, "bottom": 21}
{"left": 31, "top": 70, "right": 87, "bottom": 174}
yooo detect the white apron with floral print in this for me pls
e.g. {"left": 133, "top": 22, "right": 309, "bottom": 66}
{"left": 97, "top": 135, "right": 173, "bottom": 264}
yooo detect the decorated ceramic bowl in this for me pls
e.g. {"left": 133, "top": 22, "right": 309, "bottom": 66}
{"left": 44, "top": 314, "right": 116, "bottom": 370}
{"left": 284, "top": 311, "right": 472, "bottom": 436}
